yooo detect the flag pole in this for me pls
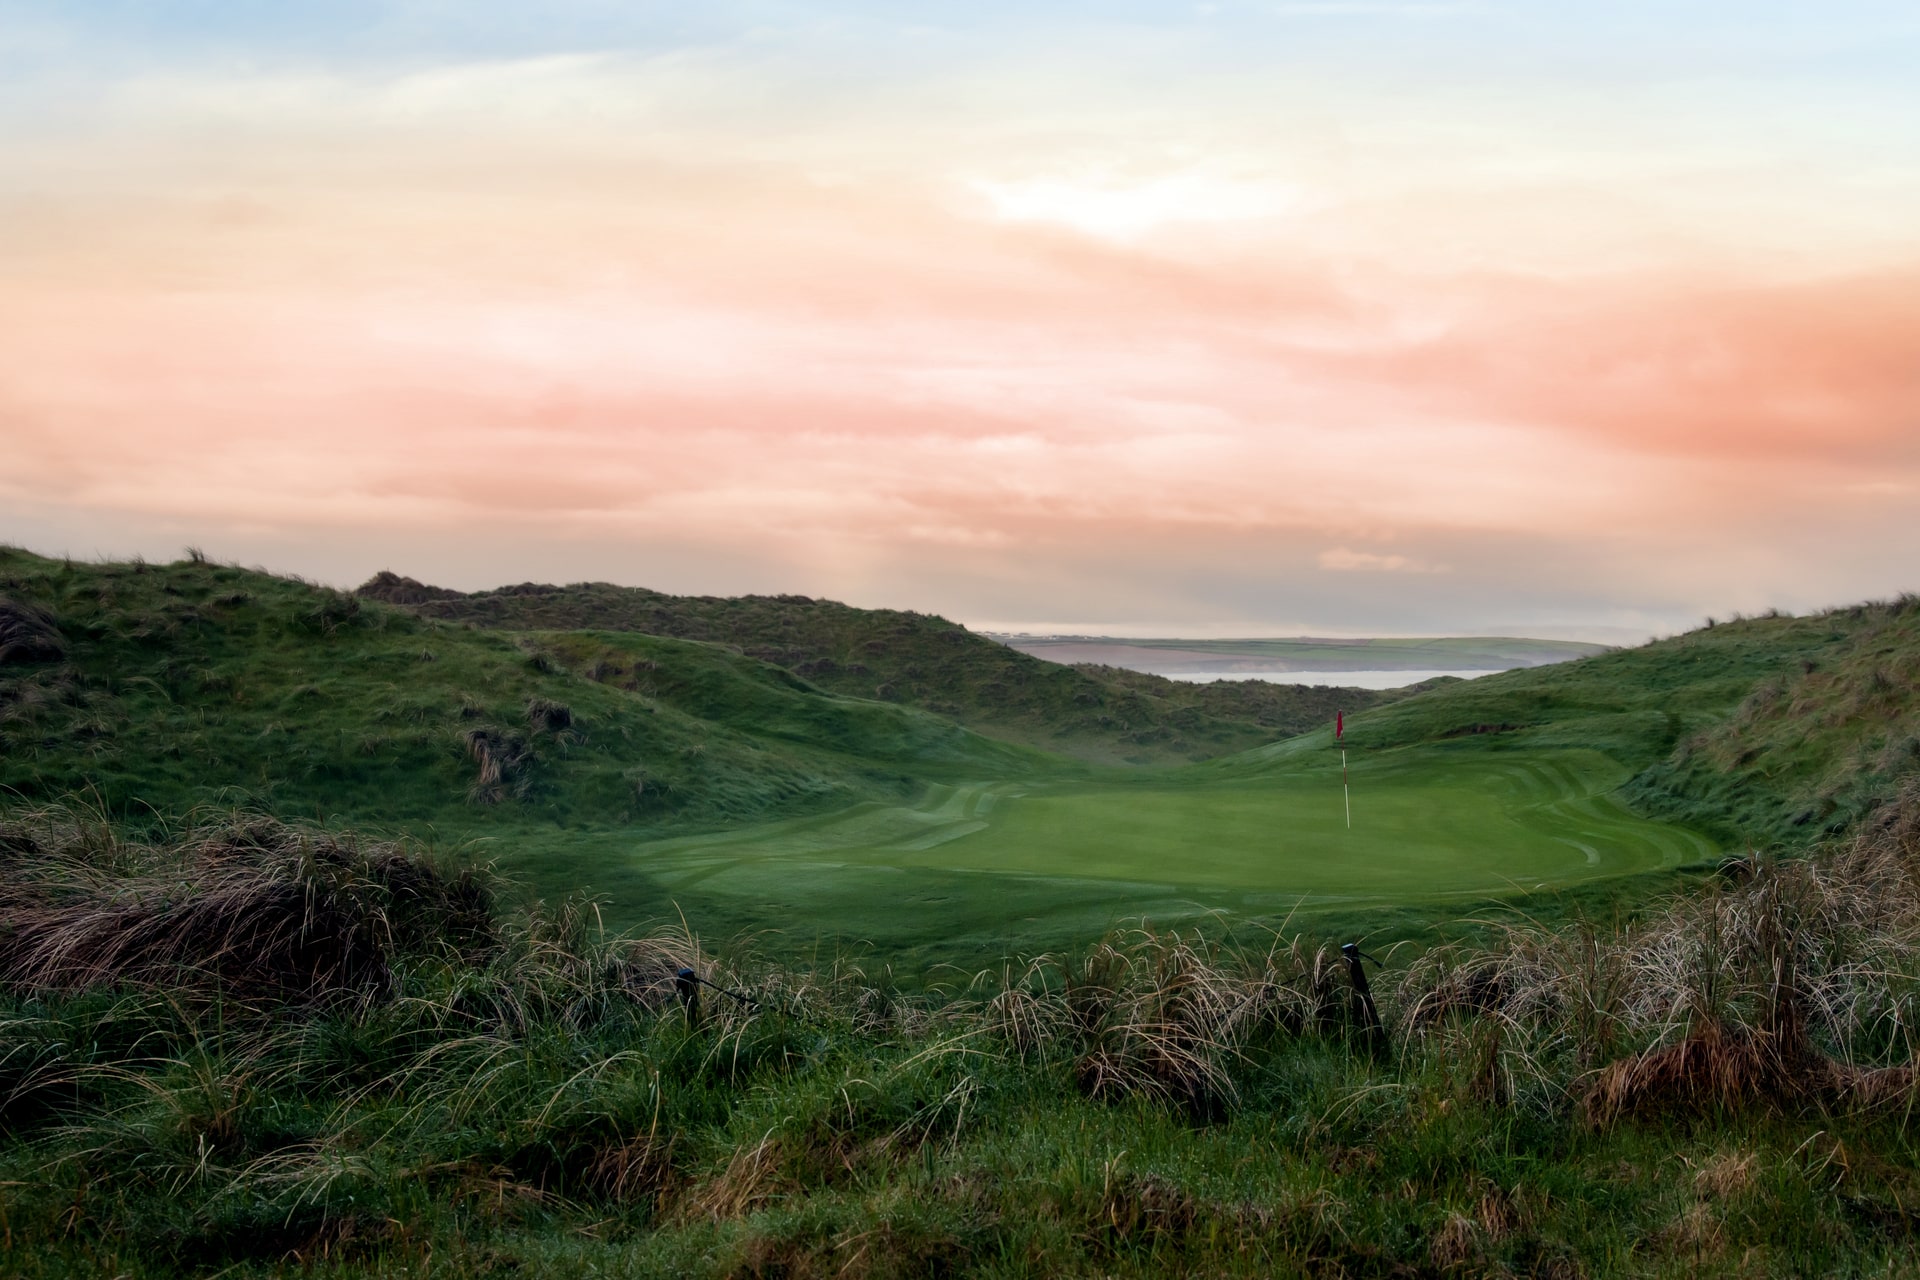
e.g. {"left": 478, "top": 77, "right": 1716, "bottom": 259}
{"left": 1336, "top": 710, "right": 1350, "bottom": 829}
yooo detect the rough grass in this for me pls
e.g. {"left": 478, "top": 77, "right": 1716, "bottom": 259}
{"left": 0, "top": 546, "right": 1049, "bottom": 835}
{"left": 0, "top": 595, "right": 66, "bottom": 665}
{"left": 1333, "top": 598, "right": 1920, "bottom": 848}
{"left": 6, "top": 549, "right": 1920, "bottom": 1274}
{"left": 362, "top": 573, "right": 1396, "bottom": 765}
{"left": 1396, "top": 781, "right": 1920, "bottom": 1124}
{"left": 1631, "top": 598, "right": 1920, "bottom": 844}
{"left": 0, "top": 802, "right": 493, "bottom": 1001}
{"left": 8, "top": 797, "right": 1920, "bottom": 1276}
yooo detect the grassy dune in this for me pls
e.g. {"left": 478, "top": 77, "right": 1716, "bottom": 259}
{"left": 0, "top": 548, "right": 1048, "bottom": 835}
{"left": 362, "top": 573, "right": 1394, "bottom": 765}
{"left": 1344, "top": 601, "right": 1920, "bottom": 845}
{"left": 7, "top": 548, "right": 1920, "bottom": 1275}
{"left": 7, "top": 547, "right": 1920, "bottom": 973}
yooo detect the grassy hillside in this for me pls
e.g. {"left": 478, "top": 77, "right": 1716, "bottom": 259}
{"left": 361, "top": 574, "right": 1388, "bottom": 764}
{"left": 1314, "top": 600, "right": 1920, "bottom": 847}
{"left": 1633, "top": 603, "right": 1920, "bottom": 843}
{"left": 8, "top": 543, "right": 1918, "bottom": 971}
{"left": 0, "top": 548, "right": 1047, "bottom": 834}
{"left": 6, "top": 552, "right": 1920, "bottom": 1276}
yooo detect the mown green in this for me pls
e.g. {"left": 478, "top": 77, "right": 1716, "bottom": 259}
{"left": 530, "top": 748, "right": 1711, "bottom": 969}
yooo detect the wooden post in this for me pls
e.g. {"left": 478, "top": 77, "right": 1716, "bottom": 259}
{"left": 1341, "top": 942, "right": 1387, "bottom": 1058}
{"left": 675, "top": 966, "right": 701, "bottom": 1028}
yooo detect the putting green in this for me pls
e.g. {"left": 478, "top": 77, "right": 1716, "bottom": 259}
{"left": 917, "top": 750, "right": 1710, "bottom": 896}
{"left": 508, "top": 745, "right": 1715, "bottom": 961}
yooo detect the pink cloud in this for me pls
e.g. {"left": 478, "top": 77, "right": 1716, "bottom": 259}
{"left": 3, "top": 64, "right": 1918, "bottom": 630}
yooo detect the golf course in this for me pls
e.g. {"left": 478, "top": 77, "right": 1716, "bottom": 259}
{"left": 8, "top": 547, "right": 1907, "bottom": 968}
{"left": 501, "top": 737, "right": 1716, "bottom": 963}
{"left": 9, "top": 548, "right": 1920, "bottom": 1279}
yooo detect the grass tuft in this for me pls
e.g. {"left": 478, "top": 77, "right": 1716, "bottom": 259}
{"left": 0, "top": 802, "right": 493, "bottom": 1003}
{"left": 0, "top": 596, "right": 65, "bottom": 665}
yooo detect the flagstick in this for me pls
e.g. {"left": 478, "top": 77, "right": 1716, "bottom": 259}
{"left": 1342, "top": 748, "right": 1351, "bottom": 829}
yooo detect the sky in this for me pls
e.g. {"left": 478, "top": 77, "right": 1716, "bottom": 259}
{"left": 3, "top": 3, "right": 1917, "bottom": 641}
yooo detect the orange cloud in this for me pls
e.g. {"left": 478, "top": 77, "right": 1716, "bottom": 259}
{"left": 1322, "top": 269, "right": 1920, "bottom": 464}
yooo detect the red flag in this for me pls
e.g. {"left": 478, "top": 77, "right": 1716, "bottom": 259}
{"left": 1335, "top": 710, "right": 1343, "bottom": 741}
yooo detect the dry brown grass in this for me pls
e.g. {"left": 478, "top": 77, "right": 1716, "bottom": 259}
{"left": 463, "top": 725, "right": 532, "bottom": 805}
{"left": 1688, "top": 1149, "right": 1760, "bottom": 1200}
{"left": 588, "top": 1127, "right": 676, "bottom": 1206}
{"left": 0, "top": 803, "right": 492, "bottom": 1003}
{"left": 1066, "top": 933, "right": 1245, "bottom": 1114}
{"left": 1428, "top": 1210, "right": 1479, "bottom": 1271}
{"left": 1583, "top": 1021, "right": 1817, "bottom": 1124}
{"left": 972, "top": 927, "right": 1366, "bottom": 1116}
{"left": 0, "top": 596, "right": 65, "bottom": 665}
{"left": 1650, "top": 1201, "right": 1730, "bottom": 1265}
{"left": 678, "top": 1131, "right": 789, "bottom": 1222}
{"left": 1398, "top": 781, "right": 1920, "bottom": 1123}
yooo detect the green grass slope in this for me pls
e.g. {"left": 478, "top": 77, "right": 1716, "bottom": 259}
{"left": 8, "top": 543, "right": 1915, "bottom": 969}
{"left": 0, "top": 548, "right": 1047, "bottom": 835}
{"left": 565, "top": 600, "right": 1919, "bottom": 958}
{"left": 1631, "top": 603, "right": 1920, "bottom": 842}
{"left": 1305, "top": 600, "right": 1920, "bottom": 847}
{"left": 361, "top": 574, "right": 1389, "bottom": 764}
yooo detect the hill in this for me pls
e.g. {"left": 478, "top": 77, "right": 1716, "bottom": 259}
{"left": 358, "top": 574, "right": 1392, "bottom": 764}
{"left": 1304, "top": 599, "right": 1920, "bottom": 847}
{"left": 0, "top": 548, "right": 1047, "bottom": 833}
{"left": 7, "top": 543, "right": 1917, "bottom": 952}
{"left": 5, "top": 554, "right": 1918, "bottom": 1278}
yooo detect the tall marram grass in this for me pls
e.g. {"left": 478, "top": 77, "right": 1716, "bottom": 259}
{"left": 1393, "top": 780, "right": 1920, "bottom": 1121}
{"left": 9, "top": 795, "right": 1920, "bottom": 1275}
{"left": 0, "top": 801, "right": 493, "bottom": 1002}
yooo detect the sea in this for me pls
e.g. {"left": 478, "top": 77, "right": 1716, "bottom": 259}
{"left": 1161, "top": 669, "right": 1507, "bottom": 690}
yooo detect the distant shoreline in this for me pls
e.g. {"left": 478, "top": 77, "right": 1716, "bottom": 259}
{"left": 1159, "top": 669, "right": 1497, "bottom": 690}
{"left": 987, "top": 633, "right": 1607, "bottom": 675}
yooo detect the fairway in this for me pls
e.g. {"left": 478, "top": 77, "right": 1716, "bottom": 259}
{"left": 901, "top": 750, "right": 1705, "bottom": 895}
{"left": 502, "top": 745, "right": 1715, "bottom": 963}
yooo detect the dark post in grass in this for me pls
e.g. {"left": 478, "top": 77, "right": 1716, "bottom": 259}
{"left": 675, "top": 966, "right": 701, "bottom": 1028}
{"left": 675, "top": 965, "right": 767, "bottom": 1028}
{"left": 1341, "top": 942, "right": 1388, "bottom": 1058}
